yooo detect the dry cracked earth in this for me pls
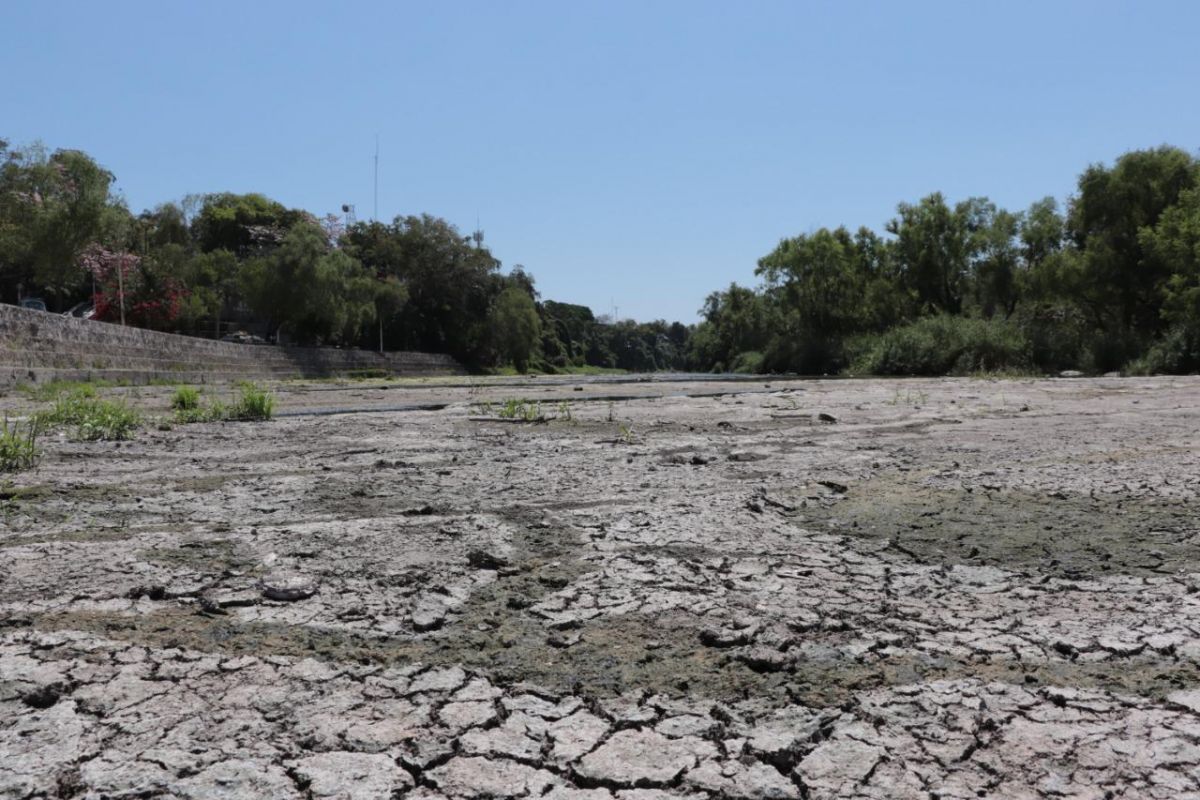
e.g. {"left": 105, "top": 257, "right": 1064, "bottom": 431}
{"left": 3, "top": 374, "right": 1200, "bottom": 799}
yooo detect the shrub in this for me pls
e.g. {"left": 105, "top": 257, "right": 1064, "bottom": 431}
{"left": 0, "top": 417, "right": 40, "bottom": 472}
{"left": 730, "top": 351, "right": 765, "bottom": 374}
{"left": 496, "top": 398, "right": 542, "bottom": 422}
{"left": 232, "top": 382, "right": 275, "bottom": 420}
{"left": 1124, "top": 325, "right": 1200, "bottom": 375}
{"left": 850, "top": 315, "right": 1033, "bottom": 376}
{"left": 72, "top": 402, "right": 141, "bottom": 441}
{"left": 762, "top": 335, "right": 846, "bottom": 375}
{"left": 35, "top": 390, "right": 141, "bottom": 441}
{"left": 20, "top": 380, "right": 98, "bottom": 402}
{"left": 174, "top": 383, "right": 274, "bottom": 423}
{"left": 171, "top": 386, "right": 201, "bottom": 411}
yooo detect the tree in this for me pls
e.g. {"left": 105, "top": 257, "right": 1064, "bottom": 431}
{"left": 1143, "top": 188, "right": 1200, "bottom": 328}
{"left": 192, "top": 192, "right": 308, "bottom": 255}
{"left": 690, "top": 284, "right": 774, "bottom": 371}
{"left": 887, "top": 193, "right": 976, "bottom": 315}
{"left": 240, "top": 223, "right": 376, "bottom": 344}
{"left": 341, "top": 215, "right": 502, "bottom": 365}
{"left": 492, "top": 286, "right": 541, "bottom": 372}
{"left": 1067, "top": 146, "right": 1199, "bottom": 332}
{"left": 371, "top": 275, "right": 409, "bottom": 351}
{"left": 0, "top": 142, "right": 117, "bottom": 304}
{"left": 964, "top": 202, "right": 1022, "bottom": 319}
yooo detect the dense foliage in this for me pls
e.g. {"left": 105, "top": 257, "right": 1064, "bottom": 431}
{"left": 0, "top": 138, "right": 689, "bottom": 372}
{"left": 3, "top": 136, "right": 1199, "bottom": 375}
{"left": 694, "top": 145, "right": 1200, "bottom": 375}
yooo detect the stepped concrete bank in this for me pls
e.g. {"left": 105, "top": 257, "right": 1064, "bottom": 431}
{"left": 0, "top": 304, "right": 464, "bottom": 387}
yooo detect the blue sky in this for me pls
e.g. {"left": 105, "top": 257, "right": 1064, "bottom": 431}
{"left": 3, "top": 1, "right": 1197, "bottom": 322}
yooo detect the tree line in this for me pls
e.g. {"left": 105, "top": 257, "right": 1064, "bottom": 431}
{"left": 694, "top": 145, "right": 1200, "bottom": 376}
{"left": 0, "top": 138, "right": 690, "bottom": 373}
{"left": 3, "top": 137, "right": 1199, "bottom": 375}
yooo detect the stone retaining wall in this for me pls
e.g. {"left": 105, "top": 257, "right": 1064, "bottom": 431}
{"left": 0, "top": 304, "right": 465, "bottom": 387}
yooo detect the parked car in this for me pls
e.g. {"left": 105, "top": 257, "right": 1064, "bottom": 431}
{"left": 63, "top": 301, "right": 96, "bottom": 319}
{"left": 19, "top": 297, "right": 47, "bottom": 312}
{"left": 220, "top": 331, "right": 268, "bottom": 345}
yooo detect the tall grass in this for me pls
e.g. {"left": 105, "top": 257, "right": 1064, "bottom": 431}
{"left": 170, "top": 386, "right": 201, "bottom": 411}
{"left": 34, "top": 390, "right": 141, "bottom": 441}
{"left": 0, "top": 417, "right": 40, "bottom": 472}
{"left": 174, "top": 382, "right": 275, "bottom": 423}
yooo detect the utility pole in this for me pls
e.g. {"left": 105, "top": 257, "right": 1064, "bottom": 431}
{"left": 116, "top": 253, "right": 126, "bottom": 326}
{"left": 374, "top": 135, "right": 379, "bottom": 222}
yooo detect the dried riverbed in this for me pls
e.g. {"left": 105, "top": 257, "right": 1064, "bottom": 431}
{"left": 3, "top": 374, "right": 1200, "bottom": 798}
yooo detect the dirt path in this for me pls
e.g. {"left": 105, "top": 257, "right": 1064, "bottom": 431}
{"left": 3, "top": 375, "right": 1200, "bottom": 798}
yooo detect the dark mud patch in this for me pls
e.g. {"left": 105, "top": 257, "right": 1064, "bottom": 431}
{"left": 140, "top": 538, "right": 262, "bottom": 574}
{"left": 30, "top": 607, "right": 792, "bottom": 703}
{"left": 805, "top": 475, "right": 1198, "bottom": 577}
{"left": 32, "top": 607, "right": 1200, "bottom": 708}
{"left": 0, "top": 528, "right": 141, "bottom": 549}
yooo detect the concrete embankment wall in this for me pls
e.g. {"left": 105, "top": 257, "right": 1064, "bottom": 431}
{"left": 0, "top": 304, "right": 465, "bottom": 387}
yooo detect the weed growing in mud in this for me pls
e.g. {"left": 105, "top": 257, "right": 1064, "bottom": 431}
{"left": 0, "top": 416, "right": 40, "bottom": 472}
{"left": 472, "top": 398, "right": 575, "bottom": 424}
{"left": 233, "top": 382, "right": 274, "bottom": 420}
{"left": 618, "top": 422, "right": 636, "bottom": 444}
{"left": 174, "top": 382, "right": 275, "bottom": 423}
{"left": 498, "top": 398, "right": 543, "bottom": 422}
{"left": 170, "top": 386, "right": 201, "bottom": 411}
{"left": 35, "top": 390, "right": 140, "bottom": 441}
{"left": 17, "top": 379, "right": 133, "bottom": 402}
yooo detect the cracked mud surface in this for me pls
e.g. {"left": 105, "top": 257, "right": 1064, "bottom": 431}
{"left": 4, "top": 374, "right": 1200, "bottom": 798}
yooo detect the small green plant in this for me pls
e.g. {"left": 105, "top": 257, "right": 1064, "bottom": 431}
{"left": 0, "top": 416, "right": 40, "bottom": 472}
{"left": 232, "top": 382, "right": 275, "bottom": 420}
{"left": 73, "top": 402, "right": 141, "bottom": 441}
{"left": 555, "top": 401, "right": 573, "bottom": 423}
{"left": 20, "top": 380, "right": 98, "bottom": 402}
{"left": 497, "top": 398, "right": 523, "bottom": 419}
{"left": 35, "top": 390, "right": 140, "bottom": 441}
{"left": 171, "top": 386, "right": 201, "bottom": 411}
{"left": 495, "top": 398, "right": 542, "bottom": 422}
{"left": 174, "top": 383, "right": 274, "bottom": 423}
{"left": 618, "top": 422, "right": 635, "bottom": 444}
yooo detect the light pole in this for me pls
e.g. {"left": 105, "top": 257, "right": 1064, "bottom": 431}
{"left": 116, "top": 252, "right": 126, "bottom": 326}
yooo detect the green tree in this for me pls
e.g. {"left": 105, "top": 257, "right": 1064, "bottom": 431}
{"left": 492, "top": 285, "right": 541, "bottom": 372}
{"left": 1143, "top": 188, "right": 1200, "bottom": 333}
{"left": 887, "top": 193, "right": 976, "bottom": 315}
{"left": 192, "top": 192, "right": 308, "bottom": 255}
{"left": 240, "top": 223, "right": 376, "bottom": 344}
{"left": 341, "top": 215, "right": 502, "bottom": 365}
{"left": 690, "top": 284, "right": 774, "bottom": 371}
{"left": 1067, "top": 146, "right": 1199, "bottom": 332}
{"left": 964, "top": 202, "right": 1022, "bottom": 319}
{"left": 0, "top": 142, "right": 118, "bottom": 304}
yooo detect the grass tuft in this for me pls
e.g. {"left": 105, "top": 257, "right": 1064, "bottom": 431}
{"left": 34, "top": 390, "right": 140, "bottom": 441}
{"left": 174, "top": 382, "right": 275, "bottom": 424}
{"left": 170, "top": 386, "right": 201, "bottom": 411}
{"left": 0, "top": 416, "right": 40, "bottom": 472}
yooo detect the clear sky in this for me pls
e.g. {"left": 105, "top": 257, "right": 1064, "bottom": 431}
{"left": 3, "top": 1, "right": 1197, "bottom": 322}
